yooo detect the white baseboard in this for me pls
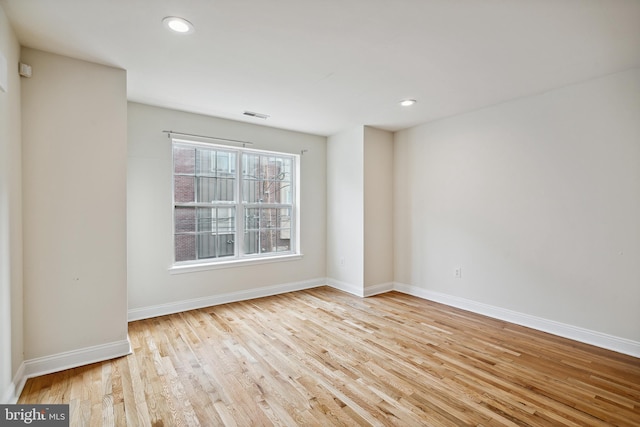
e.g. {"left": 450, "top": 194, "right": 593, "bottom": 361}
{"left": 325, "top": 280, "right": 394, "bottom": 297}
{"left": 128, "top": 278, "right": 326, "bottom": 321}
{"left": 9, "top": 339, "right": 132, "bottom": 402}
{"left": 364, "top": 282, "right": 394, "bottom": 297}
{"left": 394, "top": 282, "right": 640, "bottom": 358}
{"left": 326, "top": 278, "right": 364, "bottom": 297}
{"left": 1, "top": 361, "right": 24, "bottom": 404}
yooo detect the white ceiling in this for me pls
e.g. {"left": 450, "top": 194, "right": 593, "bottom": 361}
{"left": 2, "top": 0, "right": 640, "bottom": 136}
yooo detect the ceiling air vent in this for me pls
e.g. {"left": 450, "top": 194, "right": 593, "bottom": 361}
{"left": 243, "top": 111, "right": 270, "bottom": 119}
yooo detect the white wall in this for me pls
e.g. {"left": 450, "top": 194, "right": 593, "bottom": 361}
{"left": 363, "top": 127, "right": 393, "bottom": 289}
{"left": 394, "top": 68, "right": 640, "bottom": 342}
{"left": 21, "top": 49, "right": 129, "bottom": 360}
{"left": 0, "top": 4, "right": 23, "bottom": 403}
{"left": 127, "top": 102, "right": 326, "bottom": 314}
{"left": 326, "top": 127, "right": 364, "bottom": 290}
{"left": 327, "top": 126, "right": 394, "bottom": 294}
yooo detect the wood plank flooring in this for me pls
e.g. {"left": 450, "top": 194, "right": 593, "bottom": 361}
{"left": 18, "top": 287, "right": 640, "bottom": 426}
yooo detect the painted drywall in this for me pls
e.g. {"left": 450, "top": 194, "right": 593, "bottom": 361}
{"left": 326, "top": 127, "right": 364, "bottom": 290}
{"left": 363, "top": 127, "right": 393, "bottom": 289}
{"left": 394, "top": 68, "right": 640, "bottom": 342}
{"left": 0, "top": 4, "right": 22, "bottom": 403}
{"left": 327, "top": 126, "right": 393, "bottom": 293}
{"left": 127, "top": 102, "right": 326, "bottom": 310}
{"left": 20, "top": 49, "right": 128, "bottom": 359}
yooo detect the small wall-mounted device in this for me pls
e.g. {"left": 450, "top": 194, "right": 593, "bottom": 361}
{"left": 19, "top": 62, "right": 32, "bottom": 78}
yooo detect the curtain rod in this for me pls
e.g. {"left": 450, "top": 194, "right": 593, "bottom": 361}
{"left": 163, "top": 130, "right": 254, "bottom": 146}
{"left": 163, "top": 130, "right": 308, "bottom": 156}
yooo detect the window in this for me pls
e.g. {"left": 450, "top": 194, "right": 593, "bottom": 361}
{"left": 172, "top": 139, "right": 298, "bottom": 266}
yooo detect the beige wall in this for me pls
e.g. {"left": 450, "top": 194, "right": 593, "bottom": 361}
{"left": 326, "top": 127, "right": 364, "bottom": 290}
{"left": 127, "top": 102, "right": 326, "bottom": 311}
{"left": 394, "top": 68, "right": 640, "bottom": 342}
{"left": 0, "top": 4, "right": 23, "bottom": 403}
{"left": 327, "top": 126, "right": 394, "bottom": 294}
{"left": 363, "top": 126, "right": 393, "bottom": 289}
{"left": 21, "top": 49, "right": 128, "bottom": 359}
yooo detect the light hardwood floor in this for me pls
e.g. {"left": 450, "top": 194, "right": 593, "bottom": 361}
{"left": 18, "top": 287, "right": 640, "bottom": 426}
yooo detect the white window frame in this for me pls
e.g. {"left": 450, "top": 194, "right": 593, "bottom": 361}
{"left": 170, "top": 138, "right": 301, "bottom": 273}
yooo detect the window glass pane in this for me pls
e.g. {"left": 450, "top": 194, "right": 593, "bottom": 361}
{"left": 215, "top": 151, "right": 236, "bottom": 176}
{"left": 175, "top": 234, "right": 196, "bottom": 262}
{"left": 244, "top": 230, "right": 259, "bottom": 255}
{"left": 242, "top": 154, "right": 293, "bottom": 204}
{"left": 244, "top": 181, "right": 252, "bottom": 203}
{"left": 280, "top": 158, "right": 292, "bottom": 182}
{"left": 245, "top": 208, "right": 259, "bottom": 230}
{"left": 262, "top": 208, "right": 277, "bottom": 228}
{"left": 195, "top": 148, "right": 215, "bottom": 177}
{"left": 276, "top": 238, "right": 291, "bottom": 252}
{"left": 216, "top": 177, "right": 235, "bottom": 201}
{"left": 174, "top": 146, "right": 195, "bottom": 174}
{"left": 197, "top": 233, "right": 217, "bottom": 259}
{"left": 196, "top": 232, "right": 235, "bottom": 260}
{"left": 196, "top": 208, "right": 213, "bottom": 232}
{"left": 260, "top": 230, "right": 278, "bottom": 253}
{"left": 242, "top": 207, "right": 292, "bottom": 254}
{"left": 278, "top": 208, "right": 291, "bottom": 225}
{"left": 263, "top": 156, "right": 278, "bottom": 180}
{"left": 274, "top": 180, "right": 292, "bottom": 204}
{"left": 194, "top": 208, "right": 235, "bottom": 260}
{"left": 261, "top": 181, "right": 277, "bottom": 203}
{"left": 217, "top": 234, "right": 235, "bottom": 257}
{"left": 216, "top": 207, "right": 236, "bottom": 233}
{"left": 242, "top": 154, "right": 261, "bottom": 203}
{"left": 278, "top": 208, "right": 292, "bottom": 240}
{"left": 196, "top": 177, "right": 236, "bottom": 202}
{"left": 243, "top": 154, "right": 262, "bottom": 179}
{"left": 243, "top": 179, "right": 258, "bottom": 203}
{"left": 175, "top": 207, "right": 196, "bottom": 233}
{"left": 174, "top": 176, "right": 195, "bottom": 203}
{"left": 196, "top": 177, "right": 216, "bottom": 203}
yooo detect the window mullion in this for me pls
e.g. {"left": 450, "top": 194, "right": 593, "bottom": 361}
{"left": 212, "top": 207, "right": 217, "bottom": 259}
{"left": 236, "top": 151, "right": 243, "bottom": 258}
{"left": 194, "top": 149, "right": 200, "bottom": 261}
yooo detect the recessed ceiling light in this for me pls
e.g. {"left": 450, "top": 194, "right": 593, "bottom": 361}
{"left": 162, "top": 16, "right": 194, "bottom": 34}
{"left": 400, "top": 99, "right": 417, "bottom": 107}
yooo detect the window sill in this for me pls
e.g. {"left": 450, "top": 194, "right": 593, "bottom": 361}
{"left": 169, "top": 253, "right": 303, "bottom": 275}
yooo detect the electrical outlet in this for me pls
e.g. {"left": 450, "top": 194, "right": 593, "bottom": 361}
{"left": 455, "top": 267, "right": 462, "bottom": 279}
